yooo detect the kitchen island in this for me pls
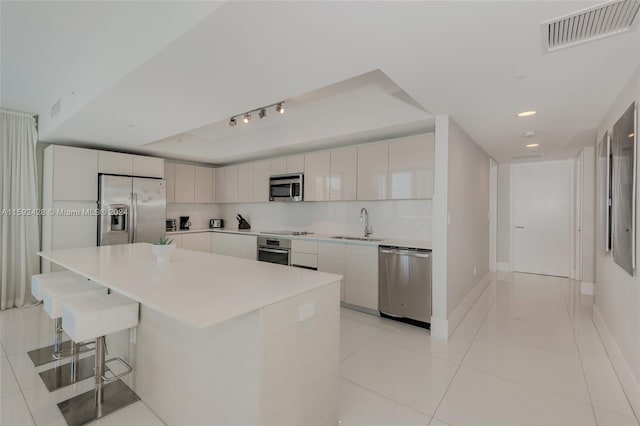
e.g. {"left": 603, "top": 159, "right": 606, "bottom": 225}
{"left": 38, "top": 243, "right": 342, "bottom": 426}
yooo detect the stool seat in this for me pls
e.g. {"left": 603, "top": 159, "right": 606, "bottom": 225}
{"left": 43, "top": 281, "right": 106, "bottom": 320}
{"left": 32, "top": 271, "right": 88, "bottom": 301}
{"left": 62, "top": 293, "right": 139, "bottom": 343}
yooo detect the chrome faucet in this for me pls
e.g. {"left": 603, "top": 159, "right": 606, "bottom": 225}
{"left": 360, "top": 208, "right": 373, "bottom": 238}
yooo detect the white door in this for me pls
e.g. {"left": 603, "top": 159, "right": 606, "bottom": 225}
{"left": 512, "top": 161, "right": 572, "bottom": 277}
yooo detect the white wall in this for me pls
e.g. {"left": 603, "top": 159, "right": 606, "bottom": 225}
{"left": 581, "top": 146, "right": 595, "bottom": 284}
{"left": 430, "top": 116, "right": 491, "bottom": 338}
{"left": 218, "top": 199, "right": 431, "bottom": 241}
{"left": 594, "top": 65, "right": 640, "bottom": 413}
{"left": 497, "top": 163, "right": 511, "bottom": 265}
{"left": 446, "top": 119, "right": 491, "bottom": 314}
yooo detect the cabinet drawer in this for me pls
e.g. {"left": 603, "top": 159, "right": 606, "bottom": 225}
{"left": 291, "top": 240, "right": 318, "bottom": 254}
{"left": 291, "top": 252, "right": 318, "bottom": 269}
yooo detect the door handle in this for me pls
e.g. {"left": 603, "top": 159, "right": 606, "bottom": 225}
{"left": 515, "top": 226, "right": 525, "bottom": 229}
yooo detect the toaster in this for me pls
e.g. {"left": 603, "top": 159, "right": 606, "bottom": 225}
{"left": 209, "top": 219, "right": 224, "bottom": 229}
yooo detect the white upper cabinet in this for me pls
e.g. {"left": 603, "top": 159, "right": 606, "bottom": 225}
{"left": 215, "top": 168, "right": 226, "bottom": 203}
{"left": 304, "top": 151, "right": 330, "bottom": 201}
{"left": 237, "top": 163, "right": 254, "bottom": 203}
{"left": 286, "top": 155, "right": 305, "bottom": 174}
{"left": 164, "top": 162, "right": 175, "bottom": 203}
{"left": 98, "top": 151, "right": 132, "bottom": 176}
{"left": 132, "top": 155, "right": 164, "bottom": 178}
{"left": 194, "top": 166, "right": 214, "bottom": 203}
{"left": 357, "top": 141, "right": 389, "bottom": 200}
{"left": 51, "top": 145, "right": 98, "bottom": 201}
{"left": 174, "top": 164, "right": 195, "bottom": 203}
{"left": 389, "top": 133, "right": 435, "bottom": 199}
{"left": 330, "top": 146, "right": 357, "bottom": 201}
{"left": 253, "top": 160, "right": 270, "bottom": 202}
{"left": 270, "top": 157, "right": 287, "bottom": 176}
{"left": 224, "top": 165, "right": 239, "bottom": 203}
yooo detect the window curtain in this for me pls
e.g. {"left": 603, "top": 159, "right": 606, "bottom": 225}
{"left": 0, "top": 109, "right": 40, "bottom": 310}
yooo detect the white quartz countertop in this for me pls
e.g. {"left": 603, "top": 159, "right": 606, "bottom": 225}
{"left": 167, "top": 228, "right": 432, "bottom": 250}
{"left": 38, "top": 243, "right": 342, "bottom": 329}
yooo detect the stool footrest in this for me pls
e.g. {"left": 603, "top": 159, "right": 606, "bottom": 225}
{"left": 51, "top": 341, "right": 94, "bottom": 360}
{"left": 102, "top": 357, "right": 133, "bottom": 382}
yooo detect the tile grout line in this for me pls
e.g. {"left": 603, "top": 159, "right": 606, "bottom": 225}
{"left": 428, "top": 278, "right": 501, "bottom": 424}
{"left": 559, "top": 278, "right": 603, "bottom": 426}
{"left": 1, "top": 330, "right": 37, "bottom": 426}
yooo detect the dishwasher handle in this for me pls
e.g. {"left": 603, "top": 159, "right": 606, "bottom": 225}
{"left": 379, "top": 248, "right": 430, "bottom": 258}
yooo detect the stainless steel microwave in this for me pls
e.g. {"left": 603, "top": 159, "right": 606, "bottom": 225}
{"left": 269, "top": 173, "right": 304, "bottom": 202}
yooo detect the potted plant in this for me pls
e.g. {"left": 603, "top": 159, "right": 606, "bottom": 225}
{"left": 152, "top": 236, "right": 175, "bottom": 263}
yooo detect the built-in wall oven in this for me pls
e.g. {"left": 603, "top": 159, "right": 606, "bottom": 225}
{"left": 257, "top": 236, "right": 291, "bottom": 265}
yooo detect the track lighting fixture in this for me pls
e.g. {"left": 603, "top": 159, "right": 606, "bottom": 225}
{"left": 228, "top": 101, "right": 285, "bottom": 128}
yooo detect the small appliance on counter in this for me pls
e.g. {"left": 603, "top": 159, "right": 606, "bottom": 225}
{"left": 166, "top": 218, "right": 177, "bottom": 232}
{"left": 236, "top": 214, "right": 250, "bottom": 230}
{"left": 179, "top": 216, "right": 191, "bottom": 230}
{"left": 209, "top": 219, "right": 224, "bottom": 229}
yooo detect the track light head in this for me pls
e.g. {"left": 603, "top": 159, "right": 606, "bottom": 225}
{"left": 276, "top": 103, "right": 285, "bottom": 114}
{"left": 259, "top": 108, "right": 267, "bottom": 119}
{"left": 243, "top": 113, "right": 251, "bottom": 124}
{"left": 229, "top": 117, "right": 237, "bottom": 127}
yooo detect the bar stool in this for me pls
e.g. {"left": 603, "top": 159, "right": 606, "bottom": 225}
{"left": 58, "top": 292, "right": 140, "bottom": 426}
{"left": 28, "top": 271, "right": 91, "bottom": 366}
{"left": 39, "top": 281, "right": 107, "bottom": 391}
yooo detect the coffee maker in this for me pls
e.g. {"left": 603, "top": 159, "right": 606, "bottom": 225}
{"left": 179, "top": 216, "right": 191, "bottom": 230}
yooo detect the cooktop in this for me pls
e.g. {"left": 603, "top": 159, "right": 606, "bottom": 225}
{"left": 260, "top": 231, "right": 314, "bottom": 236}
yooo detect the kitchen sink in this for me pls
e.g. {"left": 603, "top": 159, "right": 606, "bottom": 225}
{"left": 330, "top": 236, "right": 384, "bottom": 242}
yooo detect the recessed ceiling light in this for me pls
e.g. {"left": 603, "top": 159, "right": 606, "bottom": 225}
{"left": 523, "top": 130, "right": 537, "bottom": 137}
{"left": 517, "top": 110, "right": 537, "bottom": 117}
{"left": 526, "top": 143, "right": 540, "bottom": 148}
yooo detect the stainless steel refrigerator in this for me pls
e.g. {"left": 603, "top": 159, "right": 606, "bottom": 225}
{"left": 98, "top": 174, "right": 166, "bottom": 246}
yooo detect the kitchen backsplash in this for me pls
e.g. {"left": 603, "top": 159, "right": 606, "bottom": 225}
{"left": 219, "top": 200, "right": 432, "bottom": 241}
{"left": 166, "top": 203, "right": 221, "bottom": 229}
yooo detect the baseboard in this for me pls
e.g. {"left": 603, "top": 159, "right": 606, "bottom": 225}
{"left": 580, "top": 282, "right": 594, "bottom": 296}
{"left": 497, "top": 262, "right": 511, "bottom": 272}
{"left": 593, "top": 305, "right": 640, "bottom": 419}
{"left": 429, "top": 317, "right": 448, "bottom": 339}
{"left": 431, "top": 273, "right": 490, "bottom": 340}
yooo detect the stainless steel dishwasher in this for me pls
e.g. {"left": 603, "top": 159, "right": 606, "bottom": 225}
{"left": 378, "top": 245, "right": 432, "bottom": 329}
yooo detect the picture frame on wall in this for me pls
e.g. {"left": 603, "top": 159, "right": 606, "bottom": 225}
{"left": 611, "top": 102, "right": 637, "bottom": 275}
{"left": 598, "top": 131, "right": 612, "bottom": 253}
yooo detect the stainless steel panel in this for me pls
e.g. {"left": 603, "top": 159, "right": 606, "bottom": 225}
{"left": 98, "top": 175, "right": 132, "bottom": 246}
{"left": 132, "top": 177, "right": 166, "bottom": 244}
{"left": 378, "top": 247, "right": 432, "bottom": 323}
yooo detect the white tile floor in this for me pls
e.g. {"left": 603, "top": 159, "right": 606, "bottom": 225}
{"left": 0, "top": 272, "right": 637, "bottom": 426}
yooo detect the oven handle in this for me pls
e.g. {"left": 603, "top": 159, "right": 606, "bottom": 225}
{"left": 258, "top": 248, "right": 290, "bottom": 254}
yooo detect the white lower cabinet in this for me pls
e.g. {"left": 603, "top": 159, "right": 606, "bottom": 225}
{"left": 344, "top": 245, "right": 378, "bottom": 311}
{"left": 318, "top": 242, "right": 378, "bottom": 309}
{"left": 317, "top": 242, "right": 346, "bottom": 302}
{"left": 211, "top": 233, "right": 257, "bottom": 260}
{"left": 181, "top": 233, "right": 209, "bottom": 252}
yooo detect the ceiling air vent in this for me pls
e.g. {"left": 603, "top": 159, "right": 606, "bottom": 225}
{"left": 543, "top": 0, "right": 640, "bottom": 52}
{"left": 512, "top": 153, "right": 544, "bottom": 161}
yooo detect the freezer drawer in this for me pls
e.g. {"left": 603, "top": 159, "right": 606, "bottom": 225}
{"left": 378, "top": 246, "right": 432, "bottom": 326}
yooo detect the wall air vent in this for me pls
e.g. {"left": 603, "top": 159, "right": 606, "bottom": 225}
{"left": 543, "top": 0, "right": 640, "bottom": 52}
{"left": 512, "top": 153, "right": 544, "bottom": 161}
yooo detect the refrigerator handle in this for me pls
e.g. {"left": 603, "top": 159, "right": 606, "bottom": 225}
{"left": 130, "top": 193, "right": 137, "bottom": 243}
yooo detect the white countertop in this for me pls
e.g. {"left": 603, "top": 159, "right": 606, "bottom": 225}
{"left": 168, "top": 228, "right": 432, "bottom": 250}
{"left": 38, "top": 243, "right": 342, "bottom": 329}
